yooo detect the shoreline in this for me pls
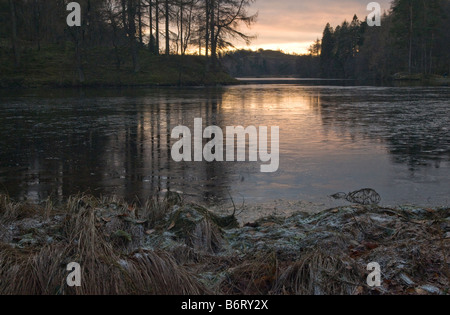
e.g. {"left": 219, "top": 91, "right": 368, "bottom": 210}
{"left": 208, "top": 198, "right": 450, "bottom": 226}
{"left": 0, "top": 47, "right": 238, "bottom": 89}
{"left": 1, "top": 194, "right": 448, "bottom": 295}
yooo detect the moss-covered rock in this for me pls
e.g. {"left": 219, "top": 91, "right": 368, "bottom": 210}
{"left": 164, "top": 204, "right": 238, "bottom": 253}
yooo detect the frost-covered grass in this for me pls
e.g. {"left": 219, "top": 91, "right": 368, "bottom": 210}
{"left": 0, "top": 194, "right": 448, "bottom": 295}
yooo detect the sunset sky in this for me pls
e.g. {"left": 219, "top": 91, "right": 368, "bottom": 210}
{"left": 236, "top": 0, "right": 393, "bottom": 54}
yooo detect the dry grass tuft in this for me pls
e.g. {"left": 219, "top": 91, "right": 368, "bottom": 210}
{"left": 220, "top": 254, "right": 278, "bottom": 295}
{"left": 126, "top": 250, "right": 209, "bottom": 295}
{"left": 166, "top": 205, "right": 224, "bottom": 254}
{"left": 273, "top": 251, "right": 363, "bottom": 295}
{"left": 0, "top": 195, "right": 208, "bottom": 295}
{"left": 0, "top": 194, "right": 58, "bottom": 223}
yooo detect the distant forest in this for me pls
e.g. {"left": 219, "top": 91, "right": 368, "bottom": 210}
{"left": 0, "top": 0, "right": 449, "bottom": 83}
{"left": 221, "top": 49, "right": 319, "bottom": 78}
{"left": 224, "top": 0, "right": 450, "bottom": 81}
{"left": 320, "top": 0, "right": 450, "bottom": 80}
{"left": 0, "top": 0, "right": 256, "bottom": 80}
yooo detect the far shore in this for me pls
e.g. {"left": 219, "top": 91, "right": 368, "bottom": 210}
{"left": 0, "top": 46, "right": 238, "bottom": 89}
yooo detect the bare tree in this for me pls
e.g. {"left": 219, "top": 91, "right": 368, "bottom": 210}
{"left": 205, "top": 0, "right": 210, "bottom": 56}
{"left": 138, "top": 0, "right": 144, "bottom": 46}
{"left": 8, "top": 0, "right": 20, "bottom": 66}
{"left": 165, "top": 0, "right": 170, "bottom": 54}
{"left": 210, "top": 0, "right": 257, "bottom": 60}
{"left": 127, "top": 0, "right": 140, "bottom": 72}
{"left": 148, "top": 0, "right": 156, "bottom": 52}
{"left": 155, "top": 0, "right": 160, "bottom": 54}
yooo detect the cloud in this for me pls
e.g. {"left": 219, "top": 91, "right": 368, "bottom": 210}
{"left": 236, "top": 0, "right": 393, "bottom": 53}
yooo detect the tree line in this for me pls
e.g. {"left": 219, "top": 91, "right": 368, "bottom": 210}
{"left": 318, "top": 0, "right": 450, "bottom": 80}
{"left": 222, "top": 49, "right": 320, "bottom": 78}
{"left": 0, "top": 0, "right": 257, "bottom": 74}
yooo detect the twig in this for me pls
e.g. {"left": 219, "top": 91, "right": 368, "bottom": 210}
{"left": 350, "top": 210, "right": 368, "bottom": 236}
{"left": 226, "top": 188, "right": 237, "bottom": 217}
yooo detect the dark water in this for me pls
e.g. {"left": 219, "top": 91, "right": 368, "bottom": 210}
{"left": 0, "top": 85, "right": 449, "bottom": 206}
